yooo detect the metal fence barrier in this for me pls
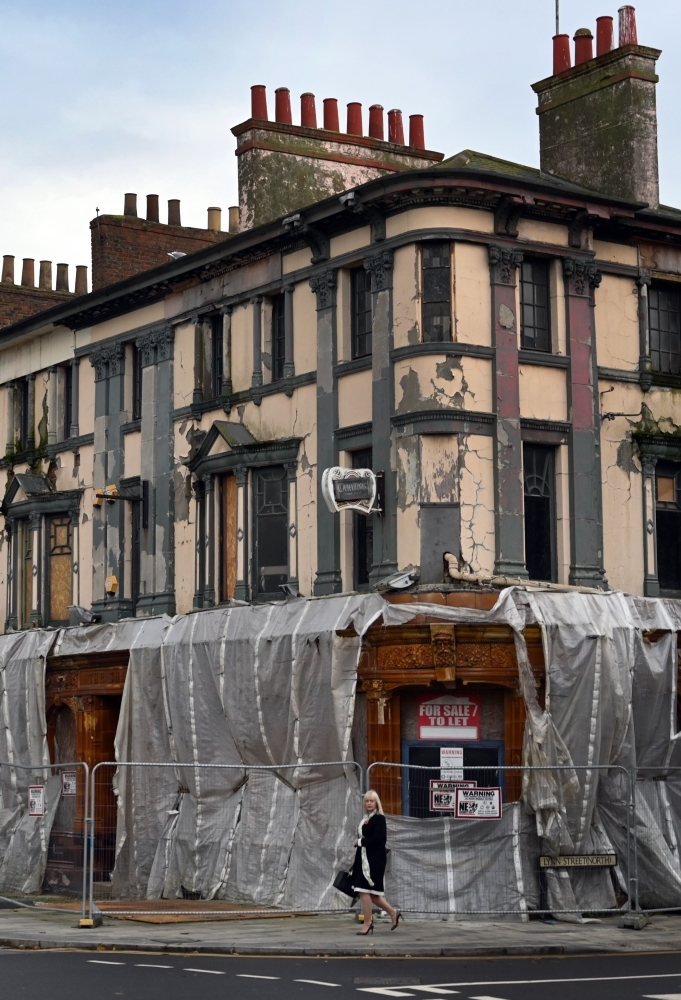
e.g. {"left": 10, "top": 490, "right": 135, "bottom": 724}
{"left": 0, "top": 760, "right": 89, "bottom": 919}
{"left": 366, "top": 761, "right": 635, "bottom": 917}
{"left": 633, "top": 766, "right": 681, "bottom": 914}
{"left": 88, "top": 760, "right": 364, "bottom": 918}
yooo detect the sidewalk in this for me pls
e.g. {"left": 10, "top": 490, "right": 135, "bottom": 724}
{"left": 1, "top": 906, "right": 681, "bottom": 957}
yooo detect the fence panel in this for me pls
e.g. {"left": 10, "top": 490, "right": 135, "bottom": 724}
{"left": 0, "top": 760, "right": 89, "bottom": 918}
{"left": 632, "top": 766, "right": 681, "bottom": 913}
{"left": 366, "top": 762, "right": 634, "bottom": 918}
{"left": 89, "top": 760, "right": 362, "bottom": 918}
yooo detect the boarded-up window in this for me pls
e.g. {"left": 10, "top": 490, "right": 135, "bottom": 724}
{"left": 48, "top": 515, "right": 72, "bottom": 623}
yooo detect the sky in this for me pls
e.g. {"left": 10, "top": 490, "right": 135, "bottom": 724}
{"left": 0, "top": 0, "right": 678, "bottom": 291}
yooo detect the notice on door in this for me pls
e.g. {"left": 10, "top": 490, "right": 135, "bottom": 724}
{"left": 62, "top": 771, "right": 77, "bottom": 796}
{"left": 29, "top": 785, "right": 45, "bottom": 817}
{"left": 418, "top": 694, "right": 481, "bottom": 740}
{"left": 455, "top": 786, "right": 502, "bottom": 820}
{"left": 440, "top": 746, "right": 464, "bottom": 779}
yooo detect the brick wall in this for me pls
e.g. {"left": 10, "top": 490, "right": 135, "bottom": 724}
{"left": 0, "top": 284, "right": 73, "bottom": 330}
{"left": 90, "top": 216, "right": 227, "bottom": 290}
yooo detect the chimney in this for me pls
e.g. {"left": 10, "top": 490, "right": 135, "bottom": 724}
{"left": 533, "top": 7, "right": 661, "bottom": 207}
{"left": 228, "top": 206, "right": 239, "bottom": 234}
{"left": 347, "top": 102, "right": 362, "bottom": 135}
{"left": 124, "top": 193, "right": 137, "bottom": 217}
{"left": 75, "top": 265, "right": 88, "bottom": 295}
{"left": 596, "top": 16, "right": 614, "bottom": 56}
{"left": 168, "top": 199, "right": 181, "bottom": 226}
{"left": 553, "top": 34, "right": 571, "bottom": 73}
{"left": 21, "top": 259, "right": 35, "bottom": 287}
{"left": 56, "top": 263, "right": 69, "bottom": 292}
{"left": 323, "top": 98, "right": 339, "bottom": 131}
{"left": 300, "top": 93, "right": 317, "bottom": 128}
{"left": 275, "top": 87, "right": 292, "bottom": 124}
{"left": 146, "top": 194, "right": 159, "bottom": 222}
{"left": 232, "top": 87, "right": 443, "bottom": 230}
{"left": 39, "top": 260, "right": 52, "bottom": 290}
{"left": 207, "top": 206, "right": 222, "bottom": 232}
{"left": 251, "top": 84, "right": 268, "bottom": 120}
{"left": 574, "top": 27, "right": 593, "bottom": 65}
{"left": 388, "top": 109, "right": 404, "bottom": 145}
{"left": 2, "top": 256, "right": 14, "bottom": 284}
{"left": 409, "top": 114, "right": 425, "bottom": 149}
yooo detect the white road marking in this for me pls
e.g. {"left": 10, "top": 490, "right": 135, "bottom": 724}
{"left": 644, "top": 995, "right": 681, "bottom": 999}
{"left": 357, "top": 990, "right": 416, "bottom": 997}
{"left": 295, "top": 980, "right": 342, "bottom": 987}
{"left": 423, "top": 973, "right": 681, "bottom": 988}
{"left": 411, "top": 990, "right": 458, "bottom": 996}
{"left": 237, "top": 974, "right": 281, "bottom": 980}
{"left": 135, "top": 964, "right": 173, "bottom": 969}
{"left": 183, "top": 968, "right": 226, "bottom": 975}
{"left": 87, "top": 960, "right": 125, "bottom": 965}
{"left": 470, "top": 996, "right": 509, "bottom": 1000}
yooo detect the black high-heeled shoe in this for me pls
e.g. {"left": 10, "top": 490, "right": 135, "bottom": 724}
{"left": 391, "top": 912, "right": 403, "bottom": 931}
{"left": 357, "top": 920, "right": 374, "bottom": 936}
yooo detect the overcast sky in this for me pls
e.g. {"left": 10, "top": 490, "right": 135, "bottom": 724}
{"left": 0, "top": 0, "right": 678, "bottom": 290}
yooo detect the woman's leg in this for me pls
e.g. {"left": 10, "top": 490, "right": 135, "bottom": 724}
{"left": 359, "top": 892, "right": 374, "bottom": 930}
{"left": 373, "top": 895, "right": 397, "bottom": 922}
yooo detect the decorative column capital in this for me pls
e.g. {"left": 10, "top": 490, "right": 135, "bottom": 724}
{"left": 562, "top": 257, "right": 602, "bottom": 296}
{"left": 309, "top": 269, "right": 337, "bottom": 310}
{"left": 488, "top": 245, "right": 523, "bottom": 285}
{"left": 29, "top": 511, "right": 41, "bottom": 529}
{"left": 637, "top": 270, "right": 652, "bottom": 289}
{"left": 89, "top": 349, "right": 108, "bottom": 382}
{"left": 202, "top": 472, "right": 214, "bottom": 493}
{"left": 364, "top": 250, "right": 394, "bottom": 291}
{"left": 642, "top": 454, "right": 658, "bottom": 478}
{"left": 136, "top": 326, "right": 174, "bottom": 367}
{"left": 90, "top": 343, "right": 125, "bottom": 380}
{"left": 235, "top": 465, "right": 248, "bottom": 486}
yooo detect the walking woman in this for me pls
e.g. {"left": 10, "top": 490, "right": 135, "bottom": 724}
{"left": 351, "top": 789, "right": 402, "bottom": 935}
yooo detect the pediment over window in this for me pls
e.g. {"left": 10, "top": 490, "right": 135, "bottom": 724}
{"left": 3, "top": 475, "right": 81, "bottom": 520}
{"left": 187, "top": 420, "right": 300, "bottom": 477}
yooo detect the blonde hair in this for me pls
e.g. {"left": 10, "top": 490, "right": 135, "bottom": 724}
{"left": 363, "top": 789, "right": 384, "bottom": 815}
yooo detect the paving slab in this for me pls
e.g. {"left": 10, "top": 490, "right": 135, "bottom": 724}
{"left": 1, "top": 907, "right": 681, "bottom": 957}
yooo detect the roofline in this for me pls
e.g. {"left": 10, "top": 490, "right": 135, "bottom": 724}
{"left": 0, "top": 163, "right": 678, "bottom": 345}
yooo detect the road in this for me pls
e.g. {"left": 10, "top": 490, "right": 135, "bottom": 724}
{"left": 2, "top": 949, "right": 681, "bottom": 1000}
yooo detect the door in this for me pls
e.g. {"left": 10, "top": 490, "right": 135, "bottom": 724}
{"left": 404, "top": 741, "right": 504, "bottom": 817}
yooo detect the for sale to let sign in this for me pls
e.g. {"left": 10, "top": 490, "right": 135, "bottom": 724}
{"left": 417, "top": 694, "right": 481, "bottom": 740}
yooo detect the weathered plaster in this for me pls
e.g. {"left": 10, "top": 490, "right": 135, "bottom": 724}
{"left": 0, "top": 326, "right": 73, "bottom": 383}
{"left": 293, "top": 282, "right": 317, "bottom": 374}
{"left": 394, "top": 355, "right": 492, "bottom": 414}
{"left": 338, "top": 370, "right": 372, "bottom": 427}
{"left": 173, "top": 322, "right": 196, "bottom": 408}
{"left": 282, "top": 248, "right": 312, "bottom": 275}
{"left": 392, "top": 246, "right": 420, "bottom": 350}
{"left": 453, "top": 243, "right": 491, "bottom": 346}
{"left": 386, "top": 206, "right": 494, "bottom": 238}
{"left": 330, "top": 227, "right": 371, "bottom": 259}
{"left": 517, "top": 219, "right": 568, "bottom": 246}
{"left": 336, "top": 269, "right": 352, "bottom": 362}
{"left": 594, "top": 240, "right": 638, "bottom": 266}
{"left": 594, "top": 275, "right": 639, "bottom": 371}
{"left": 89, "top": 303, "right": 165, "bottom": 343}
{"left": 459, "top": 433, "right": 495, "bottom": 575}
{"left": 549, "top": 259, "right": 567, "bottom": 355}
{"left": 124, "top": 431, "right": 141, "bottom": 479}
{"left": 518, "top": 364, "right": 567, "bottom": 421}
{"left": 230, "top": 301, "right": 253, "bottom": 393}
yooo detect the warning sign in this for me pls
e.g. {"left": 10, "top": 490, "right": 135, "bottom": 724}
{"left": 62, "top": 772, "right": 77, "bottom": 796}
{"left": 455, "top": 786, "right": 502, "bottom": 820}
{"left": 29, "top": 785, "right": 45, "bottom": 817}
{"left": 440, "top": 746, "right": 463, "bottom": 779}
{"left": 430, "top": 780, "right": 476, "bottom": 812}
{"left": 418, "top": 694, "right": 481, "bottom": 741}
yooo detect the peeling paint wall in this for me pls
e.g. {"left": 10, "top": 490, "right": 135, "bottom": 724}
{"left": 458, "top": 433, "right": 495, "bottom": 575}
{"left": 392, "top": 246, "right": 420, "bottom": 349}
{"left": 518, "top": 365, "right": 567, "bottom": 420}
{"left": 594, "top": 240, "right": 639, "bottom": 266}
{"left": 0, "top": 326, "right": 74, "bottom": 383}
{"left": 173, "top": 321, "right": 196, "bottom": 408}
{"left": 394, "top": 354, "right": 492, "bottom": 414}
{"left": 453, "top": 243, "right": 491, "bottom": 345}
{"left": 89, "top": 303, "right": 165, "bottom": 344}
{"left": 230, "top": 301, "right": 253, "bottom": 393}
{"left": 124, "top": 431, "right": 141, "bottom": 479}
{"left": 293, "top": 282, "right": 317, "bottom": 374}
{"left": 594, "top": 275, "right": 639, "bottom": 371}
{"left": 338, "top": 370, "right": 372, "bottom": 427}
{"left": 517, "top": 219, "right": 568, "bottom": 246}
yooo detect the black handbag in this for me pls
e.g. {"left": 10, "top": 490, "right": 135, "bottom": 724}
{"left": 333, "top": 869, "right": 356, "bottom": 898}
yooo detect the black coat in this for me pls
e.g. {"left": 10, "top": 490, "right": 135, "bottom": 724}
{"left": 351, "top": 813, "right": 387, "bottom": 894}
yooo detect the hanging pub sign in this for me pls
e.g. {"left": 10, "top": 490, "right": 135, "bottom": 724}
{"left": 455, "top": 786, "right": 502, "bottom": 820}
{"left": 321, "top": 467, "right": 377, "bottom": 515}
{"left": 429, "top": 780, "right": 476, "bottom": 812}
{"left": 29, "top": 785, "right": 45, "bottom": 817}
{"left": 417, "top": 693, "right": 481, "bottom": 741}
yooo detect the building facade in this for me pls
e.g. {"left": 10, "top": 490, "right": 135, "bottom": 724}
{"left": 0, "top": 7, "right": 679, "bottom": 804}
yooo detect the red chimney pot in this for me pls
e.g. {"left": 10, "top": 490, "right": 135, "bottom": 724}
{"left": 275, "top": 87, "right": 292, "bottom": 125}
{"left": 596, "top": 16, "right": 614, "bottom": 56}
{"left": 368, "top": 104, "right": 384, "bottom": 140}
{"left": 552, "top": 33, "right": 572, "bottom": 73}
{"left": 409, "top": 114, "right": 425, "bottom": 149}
{"left": 619, "top": 5, "right": 638, "bottom": 46}
{"left": 300, "top": 92, "right": 317, "bottom": 128}
{"left": 323, "top": 98, "right": 340, "bottom": 131}
{"left": 347, "top": 102, "right": 363, "bottom": 135}
{"left": 574, "top": 27, "right": 594, "bottom": 65}
{"left": 251, "top": 84, "right": 268, "bottom": 120}
{"left": 388, "top": 109, "right": 404, "bottom": 145}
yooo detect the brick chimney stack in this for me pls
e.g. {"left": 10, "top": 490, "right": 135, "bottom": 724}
{"left": 533, "top": 6, "right": 661, "bottom": 207}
